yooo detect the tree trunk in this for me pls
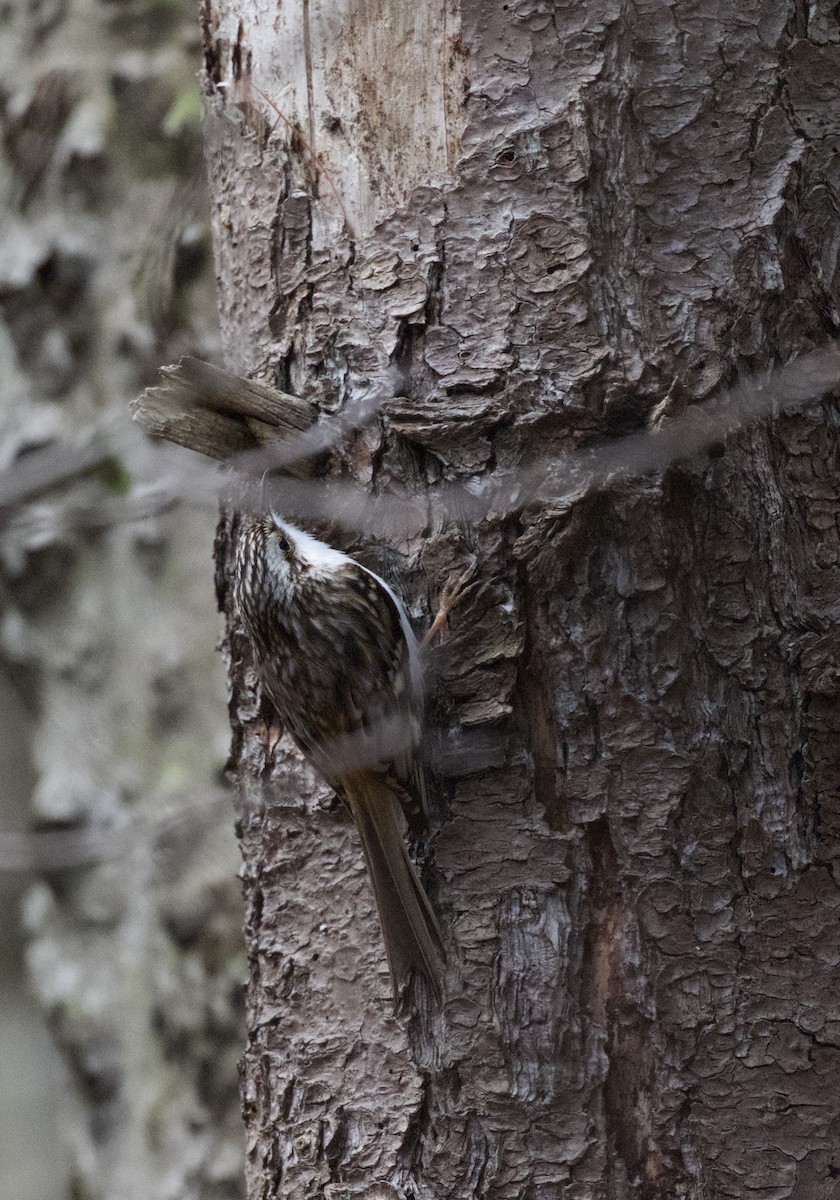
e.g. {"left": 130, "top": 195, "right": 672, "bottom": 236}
{"left": 203, "top": 2, "right": 840, "bottom": 1196}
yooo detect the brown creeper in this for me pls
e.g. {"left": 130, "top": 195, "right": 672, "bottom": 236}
{"left": 233, "top": 512, "right": 444, "bottom": 1002}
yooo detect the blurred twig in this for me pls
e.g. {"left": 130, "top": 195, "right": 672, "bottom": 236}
{"left": 155, "top": 346, "right": 840, "bottom": 539}
{"left": 0, "top": 791, "right": 232, "bottom": 873}
{"left": 0, "top": 437, "right": 115, "bottom": 511}
{"left": 4, "top": 348, "right": 839, "bottom": 543}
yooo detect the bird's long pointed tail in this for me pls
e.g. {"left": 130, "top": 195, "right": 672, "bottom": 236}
{"left": 344, "top": 772, "right": 444, "bottom": 1004}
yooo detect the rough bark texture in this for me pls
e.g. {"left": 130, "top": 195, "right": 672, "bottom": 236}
{"left": 203, "top": 2, "right": 840, "bottom": 1198}
{"left": 0, "top": 3, "right": 245, "bottom": 1198}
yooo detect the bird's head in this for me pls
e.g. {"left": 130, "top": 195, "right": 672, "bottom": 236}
{"left": 234, "top": 513, "right": 298, "bottom": 611}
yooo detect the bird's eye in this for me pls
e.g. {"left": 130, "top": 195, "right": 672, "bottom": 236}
{"left": 277, "top": 534, "right": 291, "bottom": 555}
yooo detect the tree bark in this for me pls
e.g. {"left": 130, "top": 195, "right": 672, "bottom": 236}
{"left": 203, "top": 2, "right": 840, "bottom": 1197}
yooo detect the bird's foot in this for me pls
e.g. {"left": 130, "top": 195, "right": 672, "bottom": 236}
{"left": 254, "top": 710, "right": 283, "bottom": 759}
{"left": 422, "top": 560, "right": 478, "bottom": 648}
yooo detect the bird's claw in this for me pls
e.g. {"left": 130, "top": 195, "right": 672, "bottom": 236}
{"left": 422, "top": 559, "right": 478, "bottom": 648}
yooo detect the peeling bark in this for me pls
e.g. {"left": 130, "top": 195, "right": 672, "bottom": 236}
{"left": 205, "top": 2, "right": 840, "bottom": 1197}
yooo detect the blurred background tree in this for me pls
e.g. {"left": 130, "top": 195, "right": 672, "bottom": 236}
{"left": 0, "top": 2, "right": 245, "bottom": 1198}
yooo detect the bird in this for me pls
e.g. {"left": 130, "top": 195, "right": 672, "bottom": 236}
{"left": 233, "top": 511, "right": 445, "bottom": 1004}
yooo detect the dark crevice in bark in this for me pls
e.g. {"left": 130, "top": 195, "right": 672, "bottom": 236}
{"left": 514, "top": 529, "right": 566, "bottom": 839}
{"left": 323, "top": 1106, "right": 348, "bottom": 1177}
{"left": 231, "top": 20, "right": 246, "bottom": 83}
{"left": 583, "top": 817, "right": 680, "bottom": 1199}
{"left": 201, "top": 3, "right": 226, "bottom": 88}
{"left": 792, "top": 0, "right": 808, "bottom": 38}
{"left": 264, "top": 1125, "right": 284, "bottom": 1199}
{"left": 462, "top": 1111, "right": 495, "bottom": 1199}
{"left": 395, "top": 1067, "right": 433, "bottom": 1185}
{"left": 268, "top": 174, "right": 292, "bottom": 304}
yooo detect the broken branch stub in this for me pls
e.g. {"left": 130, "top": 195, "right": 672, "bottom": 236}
{"left": 131, "top": 357, "right": 317, "bottom": 462}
